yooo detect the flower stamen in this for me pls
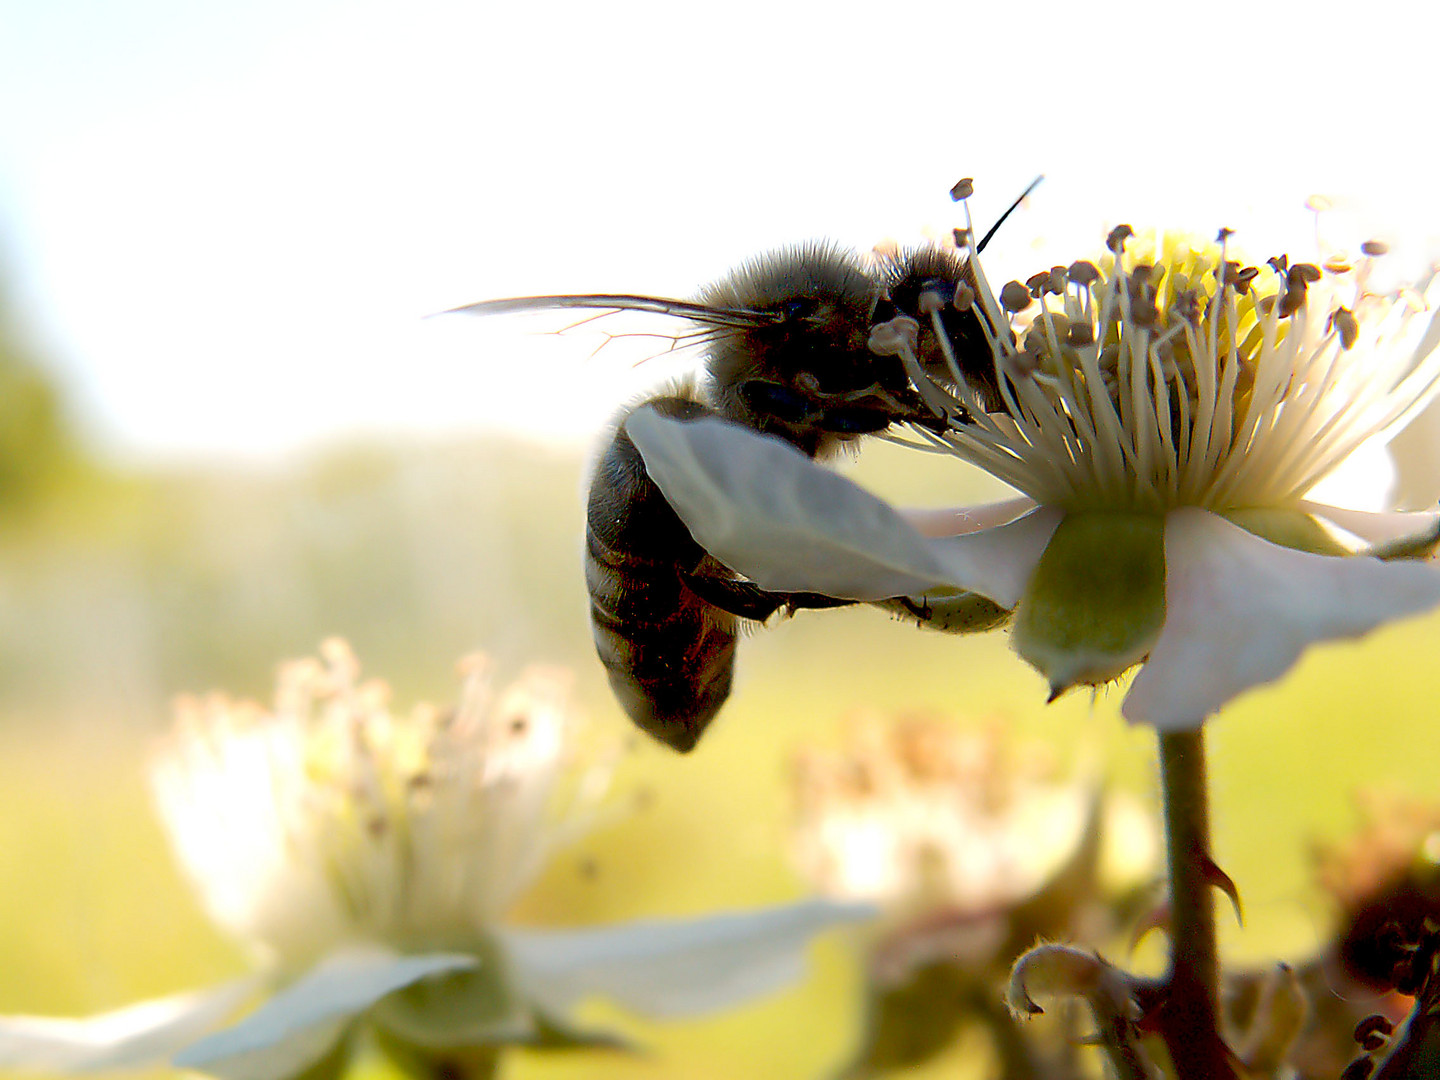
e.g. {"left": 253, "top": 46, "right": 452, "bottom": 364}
{"left": 897, "top": 210, "right": 1440, "bottom": 517}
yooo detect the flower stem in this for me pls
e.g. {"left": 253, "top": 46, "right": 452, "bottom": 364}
{"left": 1156, "top": 728, "right": 1236, "bottom": 1080}
{"left": 372, "top": 1032, "right": 501, "bottom": 1080}
{"left": 971, "top": 985, "right": 1049, "bottom": 1080}
{"left": 428, "top": 1052, "right": 501, "bottom": 1080}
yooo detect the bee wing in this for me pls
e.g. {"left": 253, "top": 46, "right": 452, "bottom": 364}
{"left": 441, "top": 294, "right": 781, "bottom": 330}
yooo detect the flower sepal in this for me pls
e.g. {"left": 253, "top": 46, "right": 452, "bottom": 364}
{"left": 1012, "top": 511, "right": 1166, "bottom": 699}
{"left": 371, "top": 1010, "right": 626, "bottom": 1080}
{"left": 1219, "top": 507, "right": 1355, "bottom": 556}
{"left": 366, "top": 934, "right": 632, "bottom": 1057}
{"left": 1366, "top": 514, "right": 1440, "bottom": 561}
{"left": 365, "top": 936, "right": 534, "bottom": 1051}
{"left": 369, "top": 1032, "right": 502, "bottom": 1080}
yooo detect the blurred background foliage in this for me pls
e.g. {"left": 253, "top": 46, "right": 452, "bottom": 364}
{"left": 5, "top": 255, "right": 1440, "bottom": 1080}
{"left": 0, "top": 269, "right": 88, "bottom": 519}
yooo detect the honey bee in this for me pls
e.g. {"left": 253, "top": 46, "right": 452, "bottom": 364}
{"left": 451, "top": 182, "right": 1035, "bottom": 751}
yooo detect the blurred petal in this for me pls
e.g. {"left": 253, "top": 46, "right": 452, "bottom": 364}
{"left": 0, "top": 979, "right": 255, "bottom": 1072}
{"left": 626, "top": 408, "right": 954, "bottom": 599}
{"left": 502, "top": 899, "right": 874, "bottom": 1018}
{"left": 1123, "top": 508, "right": 1440, "bottom": 728}
{"left": 175, "top": 950, "right": 476, "bottom": 1080}
{"left": 179, "top": 1019, "right": 348, "bottom": 1080}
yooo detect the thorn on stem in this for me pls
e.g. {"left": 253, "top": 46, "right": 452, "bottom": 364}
{"left": 1201, "top": 856, "right": 1244, "bottom": 928}
{"left": 1128, "top": 898, "right": 1170, "bottom": 955}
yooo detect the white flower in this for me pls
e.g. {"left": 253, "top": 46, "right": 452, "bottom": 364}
{"left": 792, "top": 717, "right": 1156, "bottom": 1078}
{"left": 151, "top": 642, "right": 577, "bottom": 968}
{"left": 622, "top": 227, "right": 1440, "bottom": 730}
{"left": 792, "top": 717, "right": 1088, "bottom": 919}
{"left": 0, "top": 641, "right": 870, "bottom": 1080}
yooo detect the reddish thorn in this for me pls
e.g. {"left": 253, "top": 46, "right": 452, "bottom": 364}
{"left": 1129, "top": 897, "right": 1170, "bottom": 954}
{"left": 1201, "top": 855, "right": 1244, "bottom": 927}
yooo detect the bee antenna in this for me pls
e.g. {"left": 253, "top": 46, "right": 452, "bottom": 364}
{"left": 976, "top": 175, "right": 1044, "bottom": 254}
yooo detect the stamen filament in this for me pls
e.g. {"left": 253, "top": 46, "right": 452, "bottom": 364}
{"left": 911, "top": 226, "right": 1440, "bottom": 518}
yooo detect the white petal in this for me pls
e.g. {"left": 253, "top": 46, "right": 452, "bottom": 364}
{"left": 0, "top": 979, "right": 255, "bottom": 1072}
{"left": 625, "top": 408, "right": 954, "bottom": 599}
{"left": 1123, "top": 508, "right": 1440, "bottom": 728}
{"left": 174, "top": 950, "right": 476, "bottom": 1080}
{"left": 926, "top": 506, "right": 1063, "bottom": 608}
{"left": 501, "top": 899, "right": 874, "bottom": 1019}
{"left": 1299, "top": 500, "right": 1440, "bottom": 548}
{"left": 899, "top": 496, "right": 1037, "bottom": 538}
{"left": 179, "top": 1018, "right": 348, "bottom": 1080}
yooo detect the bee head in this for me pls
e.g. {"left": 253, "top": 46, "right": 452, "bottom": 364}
{"left": 881, "top": 246, "right": 1005, "bottom": 413}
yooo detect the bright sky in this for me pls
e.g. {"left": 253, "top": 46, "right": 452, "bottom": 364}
{"left": 2, "top": 0, "right": 1438, "bottom": 462}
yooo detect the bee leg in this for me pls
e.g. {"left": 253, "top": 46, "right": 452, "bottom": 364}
{"left": 678, "top": 566, "right": 854, "bottom": 622}
{"left": 812, "top": 384, "right": 962, "bottom": 434}
{"left": 895, "top": 595, "right": 933, "bottom": 621}
{"left": 780, "top": 591, "right": 855, "bottom": 613}
{"left": 875, "top": 591, "right": 1012, "bottom": 634}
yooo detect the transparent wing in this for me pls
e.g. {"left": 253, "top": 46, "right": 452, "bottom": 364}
{"left": 441, "top": 293, "right": 782, "bottom": 330}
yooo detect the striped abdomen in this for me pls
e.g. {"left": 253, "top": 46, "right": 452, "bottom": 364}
{"left": 585, "top": 397, "right": 738, "bottom": 752}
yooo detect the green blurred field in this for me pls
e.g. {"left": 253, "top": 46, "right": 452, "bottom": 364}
{"left": 3, "top": 434, "right": 1440, "bottom": 1078}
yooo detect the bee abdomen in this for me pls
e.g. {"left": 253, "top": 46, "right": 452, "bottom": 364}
{"left": 584, "top": 397, "right": 739, "bottom": 752}
{"left": 587, "top": 570, "right": 738, "bottom": 753}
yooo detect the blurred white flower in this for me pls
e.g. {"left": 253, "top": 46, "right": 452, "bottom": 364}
{"left": 0, "top": 641, "right": 870, "bottom": 1080}
{"left": 151, "top": 642, "right": 581, "bottom": 968}
{"left": 625, "top": 227, "right": 1440, "bottom": 730}
{"left": 792, "top": 717, "right": 1087, "bottom": 920}
{"left": 791, "top": 716, "right": 1154, "bottom": 1078}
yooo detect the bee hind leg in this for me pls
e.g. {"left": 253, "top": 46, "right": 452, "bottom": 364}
{"left": 678, "top": 566, "right": 854, "bottom": 622}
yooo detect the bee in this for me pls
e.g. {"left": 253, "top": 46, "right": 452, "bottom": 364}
{"left": 450, "top": 182, "right": 1036, "bottom": 751}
